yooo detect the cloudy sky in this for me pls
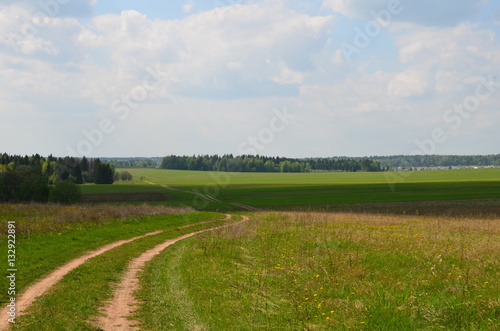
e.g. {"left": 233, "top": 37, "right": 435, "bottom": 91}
{"left": 1, "top": 0, "right": 499, "bottom": 158}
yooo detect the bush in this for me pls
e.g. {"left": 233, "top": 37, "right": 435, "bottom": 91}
{"left": 49, "top": 180, "right": 82, "bottom": 204}
{"left": 0, "top": 166, "right": 49, "bottom": 203}
{"left": 121, "top": 171, "right": 133, "bottom": 181}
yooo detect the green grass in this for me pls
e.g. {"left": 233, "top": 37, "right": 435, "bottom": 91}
{"left": 13, "top": 215, "right": 231, "bottom": 330}
{"left": 81, "top": 168, "right": 500, "bottom": 213}
{"left": 0, "top": 167, "right": 497, "bottom": 329}
{"left": 128, "top": 168, "right": 500, "bottom": 186}
{"left": 0, "top": 204, "right": 220, "bottom": 306}
{"left": 137, "top": 212, "right": 500, "bottom": 330}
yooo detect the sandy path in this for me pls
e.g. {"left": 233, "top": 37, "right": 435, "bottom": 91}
{"left": 95, "top": 215, "right": 250, "bottom": 331}
{"left": 0, "top": 230, "right": 165, "bottom": 331}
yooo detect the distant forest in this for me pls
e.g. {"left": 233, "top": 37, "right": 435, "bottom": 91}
{"left": 0, "top": 154, "right": 114, "bottom": 184}
{"left": 158, "top": 154, "right": 500, "bottom": 172}
{"left": 102, "top": 157, "right": 160, "bottom": 169}
{"left": 0, "top": 153, "right": 117, "bottom": 203}
{"left": 160, "top": 155, "right": 386, "bottom": 173}
{"left": 366, "top": 154, "right": 500, "bottom": 168}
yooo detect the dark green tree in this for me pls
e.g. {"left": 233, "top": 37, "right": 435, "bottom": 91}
{"left": 81, "top": 156, "right": 89, "bottom": 172}
{"left": 49, "top": 180, "right": 82, "bottom": 204}
{"left": 94, "top": 163, "right": 115, "bottom": 184}
{"left": 71, "top": 164, "right": 83, "bottom": 184}
{"left": 0, "top": 166, "right": 49, "bottom": 202}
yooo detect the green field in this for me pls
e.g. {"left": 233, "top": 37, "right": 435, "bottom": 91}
{"left": 81, "top": 168, "right": 500, "bottom": 213}
{"left": 129, "top": 168, "right": 500, "bottom": 185}
{"left": 138, "top": 212, "right": 500, "bottom": 330}
{"left": 1, "top": 168, "right": 499, "bottom": 329}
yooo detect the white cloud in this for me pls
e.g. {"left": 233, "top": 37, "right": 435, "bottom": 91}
{"left": 388, "top": 66, "right": 434, "bottom": 98}
{"left": 397, "top": 24, "right": 496, "bottom": 66}
{"left": 183, "top": 2, "right": 194, "bottom": 14}
{"left": 1, "top": 0, "right": 96, "bottom": 17}
{"left": 1, "top": 0, "right": 500, "bottom": 157}
{"left": 322, "top": 0, "right": 487, "bottom": 26}
{"left": 393, "top": 23, "right": 500, "bottom": 103}
{"left": 74, "top": 3, "right": 333, "bottom": 100}
{"left": 272, "top": 63, "right": 305, "bottom": 85}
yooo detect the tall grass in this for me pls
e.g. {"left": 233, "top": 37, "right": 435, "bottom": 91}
{"left": 0, "top": 203, "right": 196, "bottom": 306}
{"left": 0, "top": 203, "right": 192, "bottom": 235}
{"left": 138, "top": 212, "right": 500, "bottom": 330}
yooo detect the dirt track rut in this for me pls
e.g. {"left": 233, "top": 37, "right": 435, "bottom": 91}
{"left": 95, "top": 215, "right": 249, "bottom": 331}
{"left": 0, "top": 230, "right": 164, "bottom": 331}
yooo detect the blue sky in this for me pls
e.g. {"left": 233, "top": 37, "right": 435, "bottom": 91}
{"left": 1, "top": 0, "right": 500, "bottom": 157}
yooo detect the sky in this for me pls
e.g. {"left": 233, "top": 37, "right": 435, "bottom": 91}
{"left": 1, "top": 0, "right": 500, "bottom": 158}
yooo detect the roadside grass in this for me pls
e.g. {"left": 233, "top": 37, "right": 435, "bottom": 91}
{"left": 0, "top": 203, "right": 192, "bottom": 235}
{"left": 0, "top": 203, "right": 223, "bottom": 306}
{"left": 12, "top": 215, "right": 231, "bottom": 330}
{"left": 137, "top": 212, "right": 500, "bottom": 330}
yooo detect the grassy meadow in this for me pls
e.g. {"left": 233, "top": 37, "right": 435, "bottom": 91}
{"left": 0, "top": 167, "right": 499, "bottom": 330}
{"left": 0, "top": 204, "right": 225, "bottom": 307}
{"left": 137, "top": 212, "right": 500, "bottom": 330}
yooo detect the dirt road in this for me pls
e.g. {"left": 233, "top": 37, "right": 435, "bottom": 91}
{"left": 95, "top": 215, "right": 249, "bottom": 331}
{"left": 0, "top": 230, "right": 164, "bottom": 331}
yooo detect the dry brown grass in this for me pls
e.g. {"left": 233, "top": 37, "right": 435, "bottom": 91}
{"left": 0, "top": 203, "right": 193, "bottom": 234}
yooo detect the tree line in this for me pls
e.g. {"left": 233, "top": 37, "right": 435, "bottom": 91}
{"left": 0, "top": 154, "right": 117, "bottom": 184}
{"left": 160, "top": 155, "right": 386, "bottom": 172}
{"left": 102, "top": 157, "right": 161, "bottom": 169}
{"left": 367, "top": 154, "right": 500, "bottom": 168}
{"left": 0, "top": 153, "right": 123, "bottom": 204}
